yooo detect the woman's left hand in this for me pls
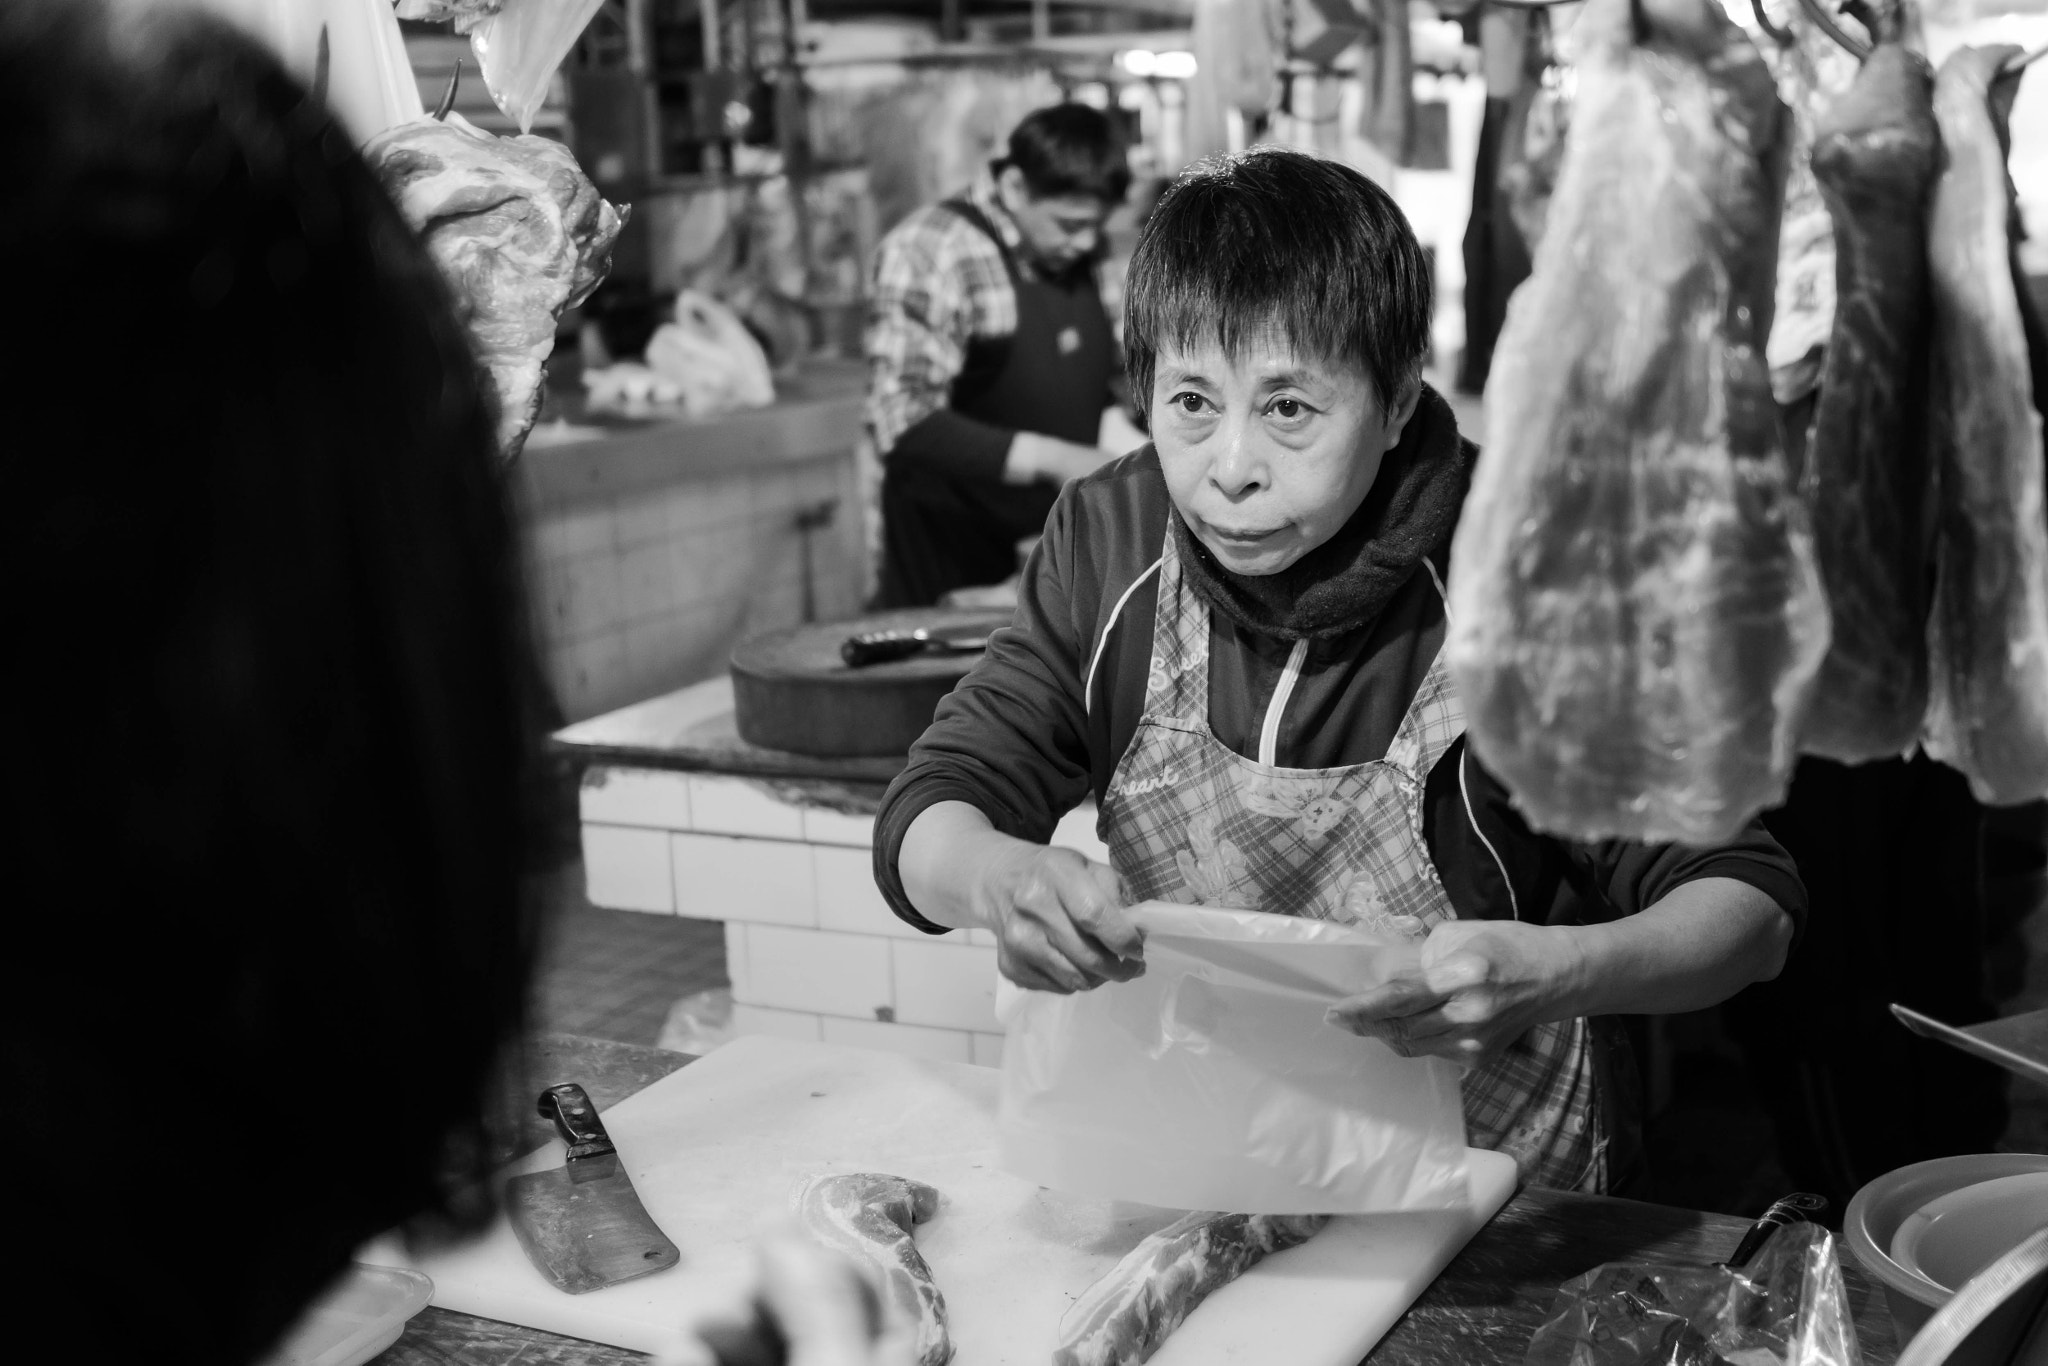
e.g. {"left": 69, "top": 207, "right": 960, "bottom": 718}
{"left": 1325, "top": 919, "right": 1587, "bottom": 1066}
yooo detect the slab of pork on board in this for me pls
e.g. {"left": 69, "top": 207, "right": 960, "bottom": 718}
{"left": 1796, "top": 36, "right": 1939, "bottom": 763}
{"left": 1447, "top": 0, "right": 1827, "bottom": 845}
{"left": 1923, "top": 46, "right": 2048, "bottom": 804}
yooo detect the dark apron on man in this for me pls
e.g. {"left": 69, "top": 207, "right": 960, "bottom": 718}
{"left": 874, "top": 200, "right": 1115, "bottom": 609}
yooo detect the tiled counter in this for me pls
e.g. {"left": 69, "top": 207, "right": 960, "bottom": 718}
{"left": 559, "top": 677, "right": 1109, "bottom": 1066}
{"left": 518, "top": 360, "right": 869, "bottom": 722}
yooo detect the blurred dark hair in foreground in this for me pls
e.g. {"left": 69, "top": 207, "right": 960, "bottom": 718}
{"left": 1, "top": 2, "right": 544, "bottom": 1361}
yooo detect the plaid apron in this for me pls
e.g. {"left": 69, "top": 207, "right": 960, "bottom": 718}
{"left": 1098, "top": 529, "right": 1607, "bottom": 1191}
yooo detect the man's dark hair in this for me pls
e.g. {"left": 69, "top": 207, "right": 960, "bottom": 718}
{"left": 994, "top": 103, "right": 1132, "bottom": 203}
{"left": 3, "top": 3, "right": 543, "bottom": 1361}
{"left": 1123, "top": 148, "right": 1432, "bottom": 416}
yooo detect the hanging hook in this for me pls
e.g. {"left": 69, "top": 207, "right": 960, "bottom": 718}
{"left": 435, "top": 58, "right": 463, "bottom": 121}
{"left": 1750, "top": 0, "right": 1795, "bottom": 46}
{"left": 2003, "top": 41, "right": 2048, "bottom": 75}
{"left": 1793, "top": 0, "right": 1873, "bottom": 59}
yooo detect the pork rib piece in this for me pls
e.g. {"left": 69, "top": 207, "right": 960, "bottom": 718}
{"left": 792, "top": 1173, "right": 951, "bottom": 1366}
{"left": 1797, "top": 38, "right": 1939, "bottom": 762}
{"left": 365, "top": 116, "right": 624, "bottom": 458}
{"left": 1923, "top": 46, "right": 2048, "bottom": 804}
{"left": 1446, "top": 0, "right": 1827, "bottom": 843}
{"left": 1053, "top": 1211, "right": 1328, "bottom": 1366}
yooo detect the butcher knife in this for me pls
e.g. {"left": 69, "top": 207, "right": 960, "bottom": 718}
{"left": 840, "top": 624, "right": 992, "bottom": 668}
{"left": 506, "top": 1083, "right": 681, "bottom": 1294}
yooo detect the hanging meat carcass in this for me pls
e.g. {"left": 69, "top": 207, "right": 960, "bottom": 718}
{"left": 1796, "top": 35, "right": 1939, "bottom": 762}
{"left": 1923, "top": 46, "right": 2048, "bottom": 804}
{"left": 1446, "top": 0, "right": 1828, "bottom": 844}
{"left": 365, "top": 114, "right": 625, "bottom": 458}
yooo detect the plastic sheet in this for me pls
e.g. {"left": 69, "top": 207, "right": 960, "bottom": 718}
{"left": 180, "top": 0, "right": 424, "bottom": 142}
{"left": 1523, "top": 1223, "right": 1864, "bottom": 1366}
{"left": 997, "top": 902, "right": 1472, "bottom": 1215}
{"left": 468, "top": 0, "right": 608, "bottom": 133}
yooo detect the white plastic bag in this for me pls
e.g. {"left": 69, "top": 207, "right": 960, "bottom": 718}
{"left": 178, "top": 0, "right": 424, "bottom": 142}
{"left": 468, "top": 0, "right": 608, "bottom": 133}
{"left": 644, "top": 291, "right": 777, "bottom": 417}
{"left": 998, "top": 902, "right": 1474, "bottom": 1215}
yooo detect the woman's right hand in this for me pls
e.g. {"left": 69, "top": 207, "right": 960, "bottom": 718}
{"left": 898, "top": 801, "right": 1143, "bottom": 994}
{"left": 972, "top": 841, "right": 1144, "bottom": 994}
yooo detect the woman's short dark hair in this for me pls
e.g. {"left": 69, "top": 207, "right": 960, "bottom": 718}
{"left": 994, "top": 103, "right": 1132, "bottom": 204}
{"left": 1123, "top": 148, "right": 1432, "bottom": 416}
{"left": 3, "top": 3, "right": 543, "bottom": 1361}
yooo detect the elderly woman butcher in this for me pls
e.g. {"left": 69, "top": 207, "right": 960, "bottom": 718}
{"left": 870, "top": 148, "right": 1804, "bottom": 1194}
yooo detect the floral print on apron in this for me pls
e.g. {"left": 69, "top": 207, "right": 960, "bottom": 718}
{"left": 1097, "top": 528, "right": 1607, "bottom": 1192}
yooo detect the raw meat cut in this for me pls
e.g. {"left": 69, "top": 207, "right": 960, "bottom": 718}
{"left": 1756, "top": 0, "right": 1867, "bottom": 405}
{"left": 1446, "top": 0, "right": 1828, "bottom": 844}
{"left": 1923, "top": 46, "right": 2048, "bottom": 804}
{"left": 364, "top": 114, "right": 624, "bottom": 458}
{"left": 1052, "top": 1211, "right": 1328, "bottom": 1366}
{"left": 1796, "top": 37, "right": 1939, "bottom": 762}
{"left": 792, "top": 1173, "right": 952, "bottom": 1366}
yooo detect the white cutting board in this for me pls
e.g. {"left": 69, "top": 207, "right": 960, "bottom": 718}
{"left": 371, "top": 1036, "right": 1515, "bottom": 1364}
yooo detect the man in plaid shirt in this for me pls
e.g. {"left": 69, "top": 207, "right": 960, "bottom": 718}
{"left": 865, "top": 105, "right": 1131, "bottom": 607}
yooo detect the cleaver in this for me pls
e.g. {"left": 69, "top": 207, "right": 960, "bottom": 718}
{"left": 506, "top": 1083, "right": 682, "bottom": 1294}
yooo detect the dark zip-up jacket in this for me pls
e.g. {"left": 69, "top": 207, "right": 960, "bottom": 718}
{"left": 872, "top": 447, "right": 1807, "bottom": 938}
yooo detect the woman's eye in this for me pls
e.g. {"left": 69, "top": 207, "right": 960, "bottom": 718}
{"left": 1173, "top": 392, "right": 1207, "bottom": 414}
{"left": 1270, "top": 398, "right": 1303, "bottom": 420}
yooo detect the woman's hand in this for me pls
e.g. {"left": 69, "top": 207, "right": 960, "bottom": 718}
{"left": 1324, "top": 919, "right": 1588, "bottom": 1066}
{"left": 974, "top": 840, "right": 1143, "bottom": 993}
{"left": 663, "top": 1230, "right": 912, "bottom": 1366}
{"left": 899, "top": 800, "right": 1143, "bottom": 993}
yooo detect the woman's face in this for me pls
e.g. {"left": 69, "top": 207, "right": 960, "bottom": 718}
{"left": 1151, "top": 337, "right": 1417, "bottom": 577}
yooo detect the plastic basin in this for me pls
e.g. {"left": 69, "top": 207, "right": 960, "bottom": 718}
{"left": 1843, "top": 1152, "right": 2048, "bottom": 1342}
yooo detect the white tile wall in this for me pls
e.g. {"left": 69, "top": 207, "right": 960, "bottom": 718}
{"left": 821, "top": 1016, "right": 973, "bottom": 1064}
{"left": 891, "top": 938, "right": 1001, "bottom": 1033}
{"left": 582, "top": 824, "right": 674, "bottom": 913}
{"left": 577, "top": 762, "right": 1108, "bottom": 1064}
{"left": 802, "top": 807, "right": 876, "bottom": 847}
{"left": 723, "top": 920, "right": 750, "bottom": 993}
{"left": 730, "top": 1003, "right": 823, "bottom": 1043}
{"left": 688, "top": 775, "right": 807, "bottom": 839}
{"left": 814, "top": 845, "right": 919, "bottom": 938}
{"left": 579, "top": 767, "right": 693, "bottom": 829}
{"left": 616, "top": 540, "right": 678, "bottom": 626}
{"left": 733, "top": 924, "right": 894, "bottom": 1020}
{"left": 671, "top": 833, "right": 815, "bottom": 925}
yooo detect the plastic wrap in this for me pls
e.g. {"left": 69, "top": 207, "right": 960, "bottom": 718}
{"left": 997, "top": 902, "right": 1471, "bottom": 1215}
{"left": 468, "top": 0, "right": 608, "bottom": 134}
{"left": 1523, "top": 1223, "right": 1863, "bottom": 1366}
{"left": 176, "top": 0, "right": 424, "bottom": 141}
{"left": 1445, "top": 0, "right": 1827, "bottom": 845}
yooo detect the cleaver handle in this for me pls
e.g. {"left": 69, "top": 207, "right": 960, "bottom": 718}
{"left": 537, "top": 1083, "right": 618, "bottom": 1162}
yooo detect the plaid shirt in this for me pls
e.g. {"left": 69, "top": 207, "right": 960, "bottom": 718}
{"left": 863, "top": 175, "right": 1058, "bottom": 462}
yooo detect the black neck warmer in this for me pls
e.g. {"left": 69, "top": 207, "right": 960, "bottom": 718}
{"left": 1171, "top": 383, "right": 1475, "bottom": 643}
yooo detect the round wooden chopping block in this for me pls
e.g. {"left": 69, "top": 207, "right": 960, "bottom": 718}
{"left": 731, "top": 609, "right": 1012, "bottom": 758}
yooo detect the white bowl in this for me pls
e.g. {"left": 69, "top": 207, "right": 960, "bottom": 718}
{"left": 1890, "top": 1171, "right": 2048, "bottom": 1294}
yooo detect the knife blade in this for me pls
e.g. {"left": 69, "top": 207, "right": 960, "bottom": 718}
{"left": 506, "top": 1083, "right": 681, "bottom": 1294}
